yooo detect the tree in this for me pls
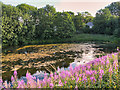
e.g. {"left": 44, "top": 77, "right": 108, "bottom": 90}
{"left": 73, "top": 12, "right": 86, "bottom": 33}
{"left": 2, "top": 4, "right": 23, "bottom": 45}
{"left": 53, "top": 12, "right": 76, "bottom": 39}
{"left": 2, "top": 4, "right": 36, "bottom": 46}
{"left": 81, "top": 12, "right": 94, "bottom": 23}
{"left": 93, "top": 8, "right": 112, "bottom": 34}
{"left": 105, "top": 2, "right": 120, "bottom": 16}
{"left": 105, "top": 16, "right": 118, "bottom": 35}
{"left": 16, "top": 3, "right": 37, "bottom": 14}
{"left": 36, "top": 5, "right": 56, "bottom": 39}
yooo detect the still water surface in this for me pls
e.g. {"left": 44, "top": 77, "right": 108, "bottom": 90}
{"left": 2, "top": 43, "right": 118, "bottom": 81}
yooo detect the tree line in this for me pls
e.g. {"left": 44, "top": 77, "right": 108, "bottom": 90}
{"left": 1, "top": 1, "right": 120, "bottom": 46}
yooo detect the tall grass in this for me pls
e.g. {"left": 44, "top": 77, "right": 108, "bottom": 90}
{"left": 24, "top": 34, "right": 116, "bottom": 45}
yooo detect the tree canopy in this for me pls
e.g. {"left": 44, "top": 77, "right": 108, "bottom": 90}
{"left": 2, "top": 1, "right": 120, "bottom": 47}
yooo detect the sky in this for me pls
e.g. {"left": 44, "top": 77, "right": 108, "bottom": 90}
{"left": 0, "top": 0, "right": 119, "bottom": 16}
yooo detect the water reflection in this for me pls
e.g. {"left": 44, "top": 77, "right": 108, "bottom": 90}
{"left": 2, "top": 43, "right": 119, "bottom": 81}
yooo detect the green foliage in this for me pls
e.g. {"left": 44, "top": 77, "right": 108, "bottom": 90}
{"left": 73, "top": 12, "right": 93, "bottom": 33}
{"left": 105, "top": 2, "right": 120, "bottom": 16}
{"left": 53, "top": 12, "right": 76, "bottom": 39}
{"left": 2, "top": 3, "right": 36, "bottom": 46}
{"left": 93, "top": 1, "right": 120, "bottom": 38}
{"left": 105, "top": 16, "right": 118, "bottom": 35}
{"left": 93, "top": 8, "right": 112, "bottom": 34}
{"left": 2, "top": 1, "right": 120, "bottom": 47}
{"left": 36, "top": 5, "right": 56, "bottom": 39}
{"left": 113, "top": 28, "right": 120, "bottom": 37}
{"left": 73, "top": 13, "right": 85, "bottom": 33}
{"left": 16, "top": 3, "right": 37, "bottom": 14}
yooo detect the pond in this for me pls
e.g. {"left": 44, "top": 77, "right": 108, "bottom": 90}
{"left": 2, "top": 42, "right": 119, "bottom": 82}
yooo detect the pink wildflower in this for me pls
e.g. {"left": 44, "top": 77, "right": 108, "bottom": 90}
{"left": 90, "top": 76, "right": 96, "bottom": 83}
{"left": 14, "top": 70, "right": 17, "bottom": 76}
{"left": 11, "top": 76, "right": 14, "bottom": 81}
{"left": 50, "top": 83, "right": 54, "bottom": 88}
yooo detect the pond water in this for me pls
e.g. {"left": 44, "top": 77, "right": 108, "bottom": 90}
{"left": 2, "top": 43, "right": 119, "bottom": 82}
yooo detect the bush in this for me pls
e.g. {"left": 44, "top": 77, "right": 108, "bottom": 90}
{"left": 113, "top": 28, "right": 120, "bottom": 37}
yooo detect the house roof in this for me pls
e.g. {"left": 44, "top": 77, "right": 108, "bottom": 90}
{"left": 86, "top": 22, "right": 94, "bottom": 26}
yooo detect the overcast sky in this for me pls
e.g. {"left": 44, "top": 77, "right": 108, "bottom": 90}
{"left": 0, "top": 0, "right": 119, "bottom": 16}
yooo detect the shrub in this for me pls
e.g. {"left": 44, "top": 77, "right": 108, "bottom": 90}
{"left": 113, "top": 28, "right": 120, "bottom": 37}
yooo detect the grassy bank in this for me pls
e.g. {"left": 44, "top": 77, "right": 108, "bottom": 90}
{"left": 3, "top": 34, "right": 119, "bottom": 50}
{"left": 26, "top": 34, "right": 117, "bottom": 45}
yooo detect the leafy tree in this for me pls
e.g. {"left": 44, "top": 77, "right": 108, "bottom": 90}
{"left": 81, "top": 12, "right": 94, "bottom": 23}
{"left": 53, "top": 12, "right": 76, "bottom": 39}
{"left": 2, "top": 4, "right": 36, "bottom": 46}
{"left": 2, "top": 4, "right": 23, "bottom": 45}
{"left": 36, "top": 5, "right": 56, "bottom": 39}
{"left": 113, "top": 28, "right": 120, "bottom": 37}
{"left": 105, "top": 16, "right": 118, "bottom": 35}
{"left": 16, "top": 3, "right": 37, "bottom": 14}
{"left": 105, "top": 2, "right": 120, "bottom": 16}
{"left": 93, "top": 8, "right": 112, "bottom": 34}
{"left": 73, "top": 12, "right": 85, "bottom": 33}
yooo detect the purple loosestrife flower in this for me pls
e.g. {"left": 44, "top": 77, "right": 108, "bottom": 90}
{"left": 87, "top": 65, "right": 91, "bottom": 70}
{"left": 109, "top": 65, "right": 113, "bottom": 73}
{"left": 33, "top": 76, "right": 36, "bottom": 80}
{"left": 54, "top": 72, "right": 57, "bottom": 75}
{"left": 75, "top": 85, "right": 78, "bottom": 90}
{"left": 0, "top": 79, "right": 2, "bottom": 88}
{"left": 17, "top": 81, "right": 21, "bottom": 88}
{"left": 82, "top": 76, "right": 87, "bottom": 82}
{"left": 82, "top": 66, "right": 86, "bottom": 72}
{"left": 90, "top": 76, "right": 96, "bottom": 83}
{"left": 85, "top": 70, "right": 91, "bottom": 76}
{"left": 37, "top": 79, "right": 41, "bottom": 88}
{"left": 117, "top": 47, "right": 119, "bottom": 51}
{"left": 79, "top": 74, "right": 82, "bottom": 77}
{"left": 101, "top": 60, "right": 105, "bottom": 65}
{"left": 94, "top": 62, "right": 98, "bottom": 66}
{"left": 11, "top": 75, "right": 15, "bottom": 82}
{"left": 70, "top": 64, "right": 73, "bottom": 69}
{"left": 26, "top": 71, "right": 30, "bottom": 78}
{"left": 14, "top": 70, "right": 17, "bottom": 76}
{"left": 47, "top": 78, "right": 51, "bottom": 83}
{"left": 113, "top": 60, "right": 118, "bottom": 69}
{"left": 58, "top": 79, "right": 63, "bottom": 86}
{"left": 50, "top": 72, "right": 53, "bottom": 78}
{"left": 17, "top": 80, "right": 26, "bottom": 88}
{"left": 21, "top": 79, "right": 26, "bottom": 88}
{"left": 54, "top": 74, "right": 58, "bottom": 80}
{"left": 76, "top": 77, "right": 79, "bottom": 83}
{"left": 50, "top": 83, "right": 54, "bottom": 88}
{"left": 99, "top": 69, "right": 104, "bottom": 76}
{"left": 75, "top": 72, "right": 78, "bottom": 77}
{"left": 8, "top": 82, "right": 11, "bottom": 88}
{"left": 72, "top": 77, "right": 75, "bottom": 80}
{"left": 82, "top": 74, "right": 87, "bottom": 82}
{"left": 4, "top": 81, "right": 8, "bottom": 88}
{"left": 44, "top": 72, "right": 47, "bottom": 76}
{"left": 99, "top": 75, "right": 102, "bottom": 80}
{"left": 93, "top": 70, "right": 97, "bottom": 75}
{"left": 14, "top": 70, "right": 17, "bottom": 80}
{"left": 106, "top": 59, "right": 109, "bottom": 65}
{"left": 65, "top": 81, "right": 67, "bottom": 84}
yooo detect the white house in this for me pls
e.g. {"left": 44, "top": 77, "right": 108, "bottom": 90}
{"left": 86, "top": 22, "right": 94, "bottom": 28}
